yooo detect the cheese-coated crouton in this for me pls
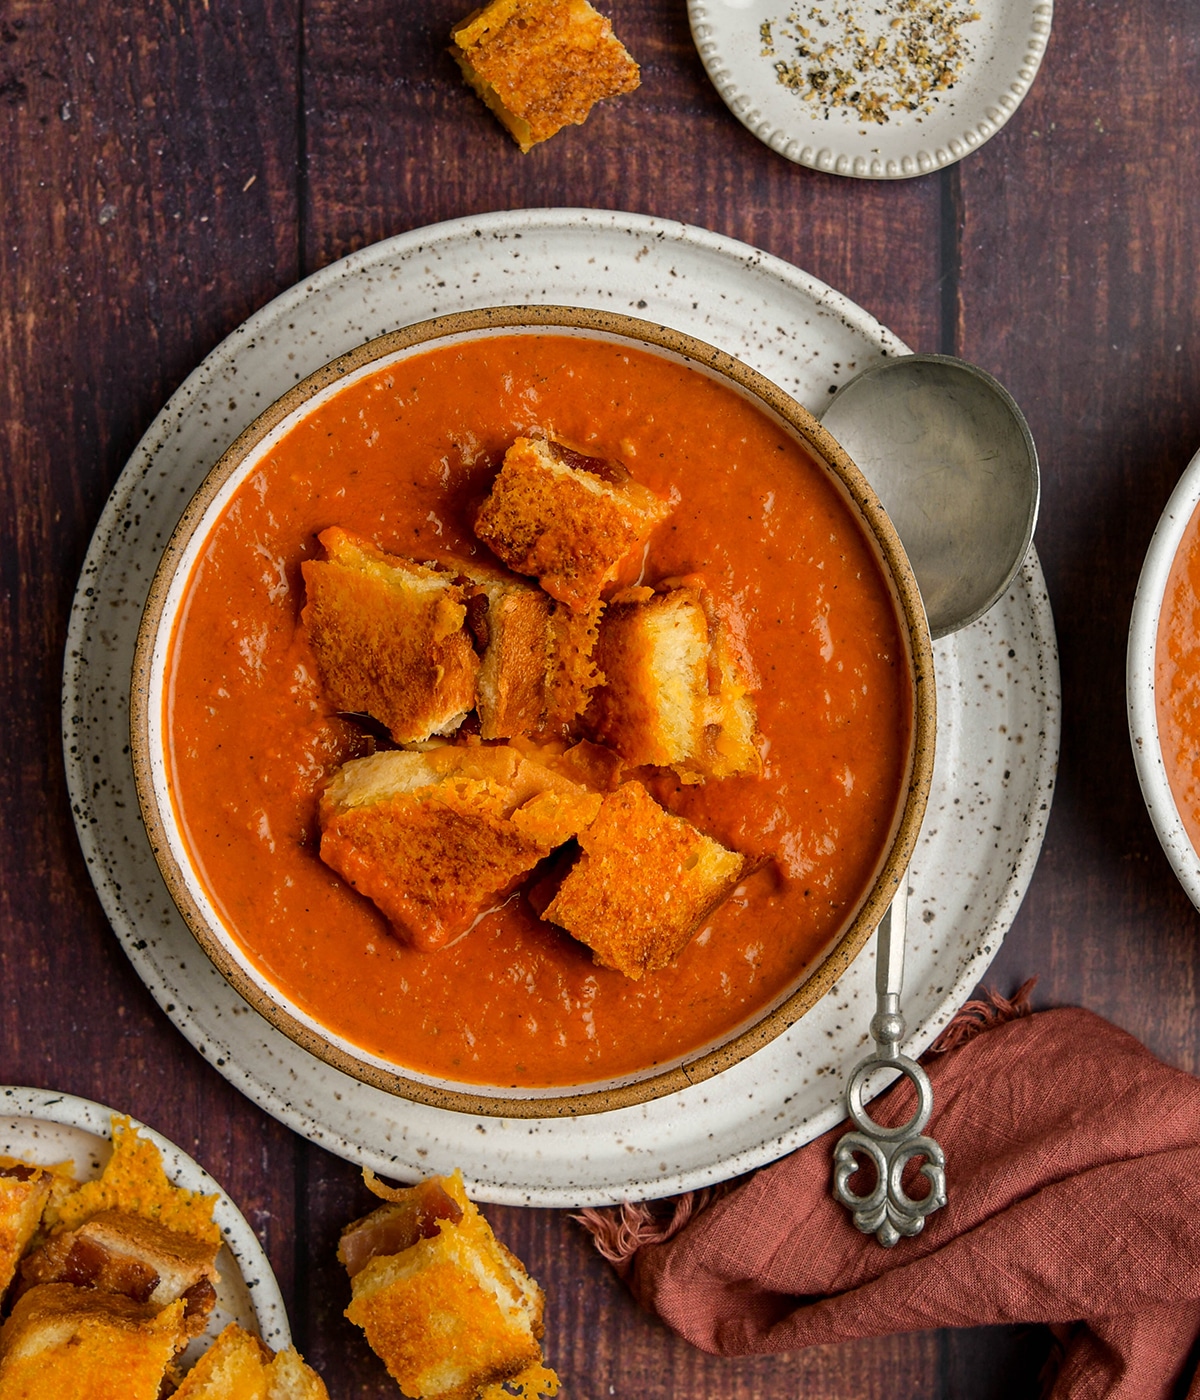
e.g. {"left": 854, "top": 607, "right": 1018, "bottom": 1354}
{"left": 473, "top": 437, "right": 670, "bottom": 611}
{"left": 0, "top": 1165, "right": 54, "bottom": 1299}
{"left": 171, "top": 1322, "right": 329, "bottom": 1399}
{"left": 301, "top": 528, "right": 479, "bottom": 745}
{"left": 319, "top": 747, "right": 603, "bottom": 951}
{"left": 466, "top": 572, "right": 604, "bottom": 740}
{"left": 341, "top": 1171, "right": 558, "bottom": 1400}
{"left": 20, "top": 1210, "right": 219, "bottom": 1339}
{"left": 451, "top": 0, "right": 639, "bottom": 153}
{"left": 0, "top": 1285, "right": 185, "bottom": 1400}
{"left": 587, "top": 581, "right": 763, "bottom": 779}
{"left": 542, "top": 781, "right": 744, "bottom": 978}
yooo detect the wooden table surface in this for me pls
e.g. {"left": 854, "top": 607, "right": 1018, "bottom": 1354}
{"left": 3, "top": 0, "right": 1200, "bottom": 1394}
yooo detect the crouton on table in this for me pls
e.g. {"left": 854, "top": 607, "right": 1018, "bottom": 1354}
{"left": 542, "top": 780, "right": 744, "bottom": 978}
{"left": 473, "top": 437, "right": 670, "bottom": 611}
{"left": 341, "top": 1170, "right": 558, "bottom": 1400}
{"left": 586, "top": 579, "right": 763, "bottom": 779}
{"left": 318, "top": 745, "right": 603, "bottom": 951}
{"left": 451, "top": 0, "right": 639, "bottom": 153}
{"left": 301, "top": 527, "right": 479, "bottom": 745}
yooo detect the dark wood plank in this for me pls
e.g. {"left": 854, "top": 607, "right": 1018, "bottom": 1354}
{"left": 0, "top": 0, "right": 304, "bottom": 1300}
{"left": 960, "top": 0, "right": 1200, "bottom": 1072}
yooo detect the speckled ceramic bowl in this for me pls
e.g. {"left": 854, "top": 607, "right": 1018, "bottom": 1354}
{"left": 130, "top": 304, "right": 936, "bottom": 1119}
{"left": 1128, "top": 444, "right": 1200, "bottom": 909}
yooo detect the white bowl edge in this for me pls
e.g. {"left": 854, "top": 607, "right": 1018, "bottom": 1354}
{"left": 1127, "top": 443, "right": 1200, "bottom": 911}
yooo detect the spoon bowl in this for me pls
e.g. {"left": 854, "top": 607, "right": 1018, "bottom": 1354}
{"left": 821, "top": 353, "right": 1040, "bottom": 638}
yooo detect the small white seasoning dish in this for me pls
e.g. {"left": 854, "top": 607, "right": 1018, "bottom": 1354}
{"left": 688, "top": 0, "right": 1052, "bottom": 179}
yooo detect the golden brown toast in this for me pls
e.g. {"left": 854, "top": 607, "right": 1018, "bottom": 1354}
{"left": 319, "top": 746, "right": 603, "bottom": 950}
{"left": 451, "top": 0, "right": 639, "bottom": 152}
{"left": 466, "top": 568, "right": 604, "bottom": 739}
{"left": 0, "top": 1284, "right": 185, "bottom": 1400}
{"left": 20, "top": 1208, "right": 219, "bottom": 1338}
{"left": 473, "top": 437, "right": 670, "bottom": 611}
{"left": 586, "top": 579, "right": 763, "bottom": 779}
{"left": 341, "top": 1171, "right": 558, "bottom": 1400}
{"left": 174, "top": 1324, "right": 273, "bottom": 1400}
{"left": 542, "top": 781, "right": 744, "bottom": 978}
{"left": 301, "top": 527, "right": 480, "bottom": 744}
{"left": 172, "top": 1322, "right": 329, "bottom": 1400}
{"left": 0, "top": 1164, "right": 55, "bottom": 1299}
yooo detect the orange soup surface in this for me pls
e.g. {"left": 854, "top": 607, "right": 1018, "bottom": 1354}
{"left": 166, "top": 334, "right": 911, "bottom": 1087}
{"left": 1157, "top": 500, "right": 1200, "bottom": 850}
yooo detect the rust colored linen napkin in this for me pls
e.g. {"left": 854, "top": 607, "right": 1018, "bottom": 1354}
{"left": 577, "top": 990, "right": 1200, "bottom": 1400}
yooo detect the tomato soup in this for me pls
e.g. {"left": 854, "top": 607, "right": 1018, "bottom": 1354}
{"left": 164, "top": 333, "right": 911, "bottom": 1088}
{"left": 1157, "top": 502, "right": 1200, "bottom": 850}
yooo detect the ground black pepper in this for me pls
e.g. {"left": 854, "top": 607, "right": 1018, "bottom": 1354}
{"left": 762, "top": 0, "right": 981, "bottom": 124}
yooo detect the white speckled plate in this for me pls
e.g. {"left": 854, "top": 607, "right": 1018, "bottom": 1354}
{"left": 689, "top": 0, "right": 1052, "bottom": 179}
{"left": 63, "top": 208, "right": 1060, "bottom": 1207}
{"left": 0, "top": 1087, "right": 289, "bottom": 1366}
{"left": 1128, "top": 444, "right": 1200, "bottom": 910}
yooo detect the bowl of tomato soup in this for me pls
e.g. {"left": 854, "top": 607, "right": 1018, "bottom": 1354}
{"left": 1129, "top": 444, "right": 1200, "bottom": 908}
{"left": 131, "top": 305, "right": 936, "bottom": 1118}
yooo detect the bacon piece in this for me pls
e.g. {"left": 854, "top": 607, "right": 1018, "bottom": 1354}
{"left": 338, "top": 1179, "right": 464, "bottom": 1280}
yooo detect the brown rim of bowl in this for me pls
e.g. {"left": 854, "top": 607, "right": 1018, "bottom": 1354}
{"left": 130, "top": 304, "right": 936, "bottom": 1120}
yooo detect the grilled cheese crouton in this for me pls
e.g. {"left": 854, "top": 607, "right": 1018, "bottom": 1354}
{"left": 0, "top": 1164, "right": 55, "bottom": 1299}
{"left": 171, "top": 1322, "right": 329, "bottom": 1400}
{"left": 451, "top": 0, "right": 639, "bottom": 152}
{"left": 466, "top": 569, "right": 604, "bottom": 739}
{"left": 543, "top": 781, "right": 744, "bottom": 978}
{"left": 586, "top": 580, "right": 763, "bottom": 779}
{"left": 301, "top": 528, "right": 480, "bottom": 745}
{"left": 19, "top": 1210, "right": 219, "bottom": 1338}
{"left": 474, "top": 437, "right": 670, "bottom": 611}
{"left": 0, "top": 1284, "right": 185, "bottom": 1400}
{"left": 319, "top": 746, "right": 603, "bottom": 950}
{"left": 341, "top": 1171, "right": 558, "bottom": 1400}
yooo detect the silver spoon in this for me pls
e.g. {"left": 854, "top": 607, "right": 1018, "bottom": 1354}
{"left": 820, "top": 353, "right": 1040, "bottom": 1246}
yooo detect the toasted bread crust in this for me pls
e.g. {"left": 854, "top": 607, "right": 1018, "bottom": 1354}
{"left": 171, "top": 1323, "right": 272, "bottom": 1399}
{"left": 474, "top": 437, "right": 669, "bottom": 611}
{"left": 301, "top": 528, "right": 479, "bottom": 744}
{"left": 172, "top": 1322, "right": 329, "bottom": 1400}
{"left": 587, "top": 580, "right": 763, "bottom": 779}
{"left": 0, "top": 1170, "right": 53, "bottom": 1298}
{"left": 343, "top": 1172, "right": 553, "bottom": 1400}
{"left": 471, "top": 573, "right": 605, "bottom": 739}
{"left": 0, "top": 1285, "right": 185, "bottom": 1400}
{"left": 451, "top": 0, "right": 639, "bottom": 152}
{"left": 543, "top": 781, "right": 744, "bottom": 978}
{"left": 474, "top": 585, "right": 555, "bottom": 738}
{"left": 588, "top": 587, "right": 708, "bottom": 768}
{"left": 20, "top": 1209, "right": 219, "bottom": 1337}
{"left": 319, "top": 747, "right": 602, "bottom": 950}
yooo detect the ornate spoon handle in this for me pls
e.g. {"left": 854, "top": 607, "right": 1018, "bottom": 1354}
{"left": 832, "top": 880, "right": 947, "bottom": 1247}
